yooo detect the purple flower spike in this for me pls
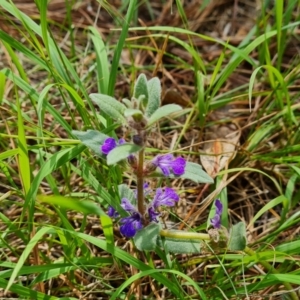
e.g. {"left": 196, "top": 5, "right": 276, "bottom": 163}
{"left": 210, "top": 199, "right": 223, "bottom": 229}
{"left": 120, "top": 212, "right": 143, "bottom": 238}
{"left": 151, "top": 154, "right": 186, "bottom": 176}
{"left": 152, "top": 187, "right": 179, "bottom": 209}
{"left": 101, "top": 137, "right": 125, "bottom": 155}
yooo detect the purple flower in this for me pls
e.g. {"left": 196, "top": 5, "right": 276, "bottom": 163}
{"left": 121, "top": 198, "right": 137, "bottom": 213}
{"left": 133, "top": 182, "right": 151, "bottom": 199}
{"left": 148, "top": 206, "right": 160, "bottom": 222}
{"left": 151, "top": 154, "right": 186, "bottom": 176}
{"left": 107, "top": 198, "right": 143, "bottom": 238}
{"left": 210, "top": 199, "right": 223, "bottom": 229}
{"left": 101, "top": 137, "right": 125, "bottom": 155}
{"left": 151, "top": 187, "right": 179, "bottom": 209}
{"left": 107, "top": 187, "right": 180, "bottom": 238}
{"left": 119, "top": 198, "right": 144, "bottom": 237}
{"left": 107, "top": 206, "right": 119, "bottom": 218}
{"left": 120, "top": 212, "right": 143, "bottom": 238}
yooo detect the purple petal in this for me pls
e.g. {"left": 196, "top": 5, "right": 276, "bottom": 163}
{"left": 152, "top": 187, "right": 179, "bottom": 209}
{"left": 121, "top": 198, "right": 137, "bottom": 213}
{"left": 210, "top": 214, "right": 221, "bottom": 229}
{"left": 151, "top": 154, "right": 173, "bottom": 176}
{"left": 101, "top": 138, "right": 117, "bottom": 155}
{"left": 107, "top": 206, "right": 119, "bottom": 218}
{"left": 160, "top": 166, "right": 171, "bottom": 176}
{"left": 148, "top": 206, "right": 160, "bottom": 222}
{"left": 215, "top": 199, "right": 223, "bottom": 215}
{"left": 152, "top": 154, "right": 173, "bottom": 167}
{"left": 164, "top": 187, "right": 179, "bottom": 201}
{"left": 171, "top": 157, "right": 186, "bottom": 176}
{"left": 152, "top": 154, "right": 173, "bottom": 169}
{"left": 120, "top": 213, "right": 143, "bottom": 237}
{"left": 151, "top": 154, "right": 186, "bottom": 176}
{"left": 119, "top": 138, "right": 126, "bottom": 145}
{"left": 210, "top": 199, "right": 223, "bottom": 229}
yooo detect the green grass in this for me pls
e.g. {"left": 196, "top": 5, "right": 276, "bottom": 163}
{"left": 0, "top": 0, "right": 300, "bottom": 299}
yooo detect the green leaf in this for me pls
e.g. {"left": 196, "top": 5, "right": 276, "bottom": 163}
{"left": 147, "top": 104, "right": 182, "bottom": 127}
{"left": 90, "top": 93, "right": 126, "bottom": 123}
{"left": 107, "top": 144, "right": 141, "bottom": 165}
{"left": 0, "top": 276, "right": 56, "bottom": 300}
{"left": 0, "top": 149, "right": 19, "bottom": 160}
{"left": 146, "top": 77, "right": 161, "bottom": 117}
{"left": 0, "top": 72, "right": 5, "bottom": 105}
{"left": 89, "top": 26, "right": 109, "bottom": 94}
{"left": 248, "top": 195, "right": 288, "bottom": 227}
{"left": 181, "top": 162, "right": 214, "bottom": 183}
{"left": 133, "top": 73, "right": 148, "bottom": 106}
{"left": 17, "top": 94, "right": 31, "bottom": 195}
{"left": 118, "top": 184, "right": 136, "bottom": 204}
{"left": 5, "top": 227, "right": 53, "bottom": 294}
{"left": 122, "top": 98, "right": 132, "bottom": 108}
{"left": 110, "top": 268, "right": 207, "bottom": 300}
{"left": 72, "top": 130, "right": 108, "bottom": 156}
{"left": 37, "top": 195, "right": 104, "bottom": 216}
{"left": 159, "top": 236, "right": 201, "bottom": 254}
{"left": 228, "top": 222, "right": 247, "bottom": 251}
{"left": 108, "top": 0, "right": 137, "bottom": 95}
{"left": 134, "top": 223, "right": 160, "bottom": 251}
{"left": 23, "top": 144, "right": 86, "bottom": 224}
{"left": 149, "top": 161, "right": 214, "bottom": 183}
{"left": 124, "top": 108, "right": 144, "bottom": 120}
{"left": 68, "top": 230, "right": 184, "bottom": 297}
{"left": 100, "top": 215, "right": 114, "bottom": 247}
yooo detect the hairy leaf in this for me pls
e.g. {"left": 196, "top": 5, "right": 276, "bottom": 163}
{"left": 146, "top": 77, "right": 161, "bottom": 117}
{"left": 158, "top": 236, "right": 201, "bottom": 254}
{"left": 90, "top": 93, "right": 126, "bottom": 123}
{"left": 133, "top": 73, "right": 148, "bottom": 106}
{"left": 147, "top": 104, "right": 182, "bottom": 127}
{"left": 181, "top": 162, "right": 214, "bottom": 183}
{"left": 228, "top": 222, "right": 247, "bottom": 250}
{"left": 107, "top": 144, "right": 141, "bottom": 165}
{"left": 72, "top": 130, "right": 108, "bottom": 156}
{"left": 118, "top": 184, "right": 136, "bottom": 204}
{"left": 124, "top": 108, "right": 144, "bottom": 120}
{"left": 134, "top": 223, "right": 160, "bottom": 251}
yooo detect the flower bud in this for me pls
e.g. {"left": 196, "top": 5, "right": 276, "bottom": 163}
{"left": 127, "top": 116, "right": 148, "bottom": 131}
{"left": 133, "top": 134, "right": 145, "bottom": 146}
{"left": 144, "top": 161, "right": 157, "bottom": 174}
{"left": 127, "top": 154, "right": 137, "bottom": 168}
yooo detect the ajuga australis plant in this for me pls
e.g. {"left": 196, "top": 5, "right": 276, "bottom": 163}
{"left": 72, "top": 74, "right": 246, "bottom": 253}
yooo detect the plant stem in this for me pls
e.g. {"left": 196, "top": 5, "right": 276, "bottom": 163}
{"left": 136, "top": 148, "right": 145, "bottom": 216}
{"left": 160, "top": 229, "right": 210, "bottom": 240}
{"left": 244, "top": 246, "right": 298, "bottom": 300}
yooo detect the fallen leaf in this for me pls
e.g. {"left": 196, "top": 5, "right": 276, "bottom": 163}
{"left": 200, "top": 126, "right": 240, "bottom": 177}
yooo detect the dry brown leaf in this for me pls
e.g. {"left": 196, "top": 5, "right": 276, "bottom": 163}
{"left": 200, "top": 125, "right": 240, "bottom": 178}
